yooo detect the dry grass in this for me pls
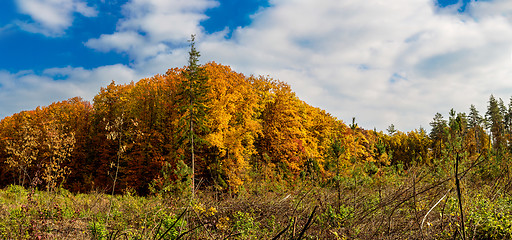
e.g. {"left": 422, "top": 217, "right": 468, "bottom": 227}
{"left": 1, "top": 159, "right": 512, "bottom": 239}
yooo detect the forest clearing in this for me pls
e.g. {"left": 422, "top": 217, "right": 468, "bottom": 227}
{"left": 1, "top": 41, "right": 512, "bottom": 239}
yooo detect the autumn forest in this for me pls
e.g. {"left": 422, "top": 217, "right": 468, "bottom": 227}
{"left": 2, "top": 41, "right": 512, "bottom": 239}
{"left": 0, "top": 57, "right": 395, "bottom": 194}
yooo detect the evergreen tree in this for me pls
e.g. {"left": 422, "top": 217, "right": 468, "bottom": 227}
{"left": 468, "top": 104, "right": 484, "bottom": 153}
{"left": 176, "top": 35, "right": 210, "bottom": 197}
{"left": 450, "top": 110, "right": 467, "bottom": 133}
{"left": 486, "top": 95, "right": 504, "bottom": 151}
{"left": 430, "top": 113, "right": 447, "bottom": 140}
{"left": 468, "top": 105, "right": 482, "bottom": 129}
{"left": 499, "top": 98, "right": 507, "bottom": 120}
{"left": 430, "top": 112, "right": 447, "bottom": 159}
{"left": 387, "top": 124, "right": 397, "bottom": 135}
{"left": 506, "top": 97, "right": 512, "bottom": 134}
{"left": 506, "top": 97, "right": 512, "bottom": 152}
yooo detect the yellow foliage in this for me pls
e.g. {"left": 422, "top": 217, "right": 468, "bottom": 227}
{"left": 203, "top": 63, "right": 261, "bottom": 189}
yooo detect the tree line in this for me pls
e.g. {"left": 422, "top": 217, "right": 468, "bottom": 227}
{"left": 1, "top": 52, "right": 511, "bottom": 195}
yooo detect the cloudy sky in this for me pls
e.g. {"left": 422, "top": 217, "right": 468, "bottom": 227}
{"left": 1, "top": 0, "right": 512, "bottom": 131}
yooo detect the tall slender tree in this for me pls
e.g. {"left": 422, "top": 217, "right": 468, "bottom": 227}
{"left": 176, "top": 35, "right": 210, "bottom": 197}
{"left": 486, "top": 95, "right": 505, "bottom": 151}
{"left": 506, "top": 97, "right": 512, "bottom": 152}
{"left": 430, "top": 112, "right": 447, "bottom": 159}
{"left": 468, "top": 104, "right": 484, "bottom": 153}
{"left": 468, "top": 105, "right": 482, "bottom": 129}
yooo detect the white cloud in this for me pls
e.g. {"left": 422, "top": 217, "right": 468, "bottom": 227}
{"left": 0, "top": 65, "right": 137, "bottom": 119}
{"left": 6, "top": 0, "right": 512, "bottom": 131}
{"left": 85, "top": 31, "right": 146, "bottom": 53}
{"left": 468, "top": 0, "right": 512, "bottom": 19}
{"left": 15, "top": 0, "right": 97, "bottom": 36}
{"left": 198, "top": 0, "right": 512, "bottom": 130}
{"left": 85, "top": 0, "right": 218, "bottom": 62}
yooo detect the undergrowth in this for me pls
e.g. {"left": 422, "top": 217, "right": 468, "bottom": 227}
{"left": 1, "top": 156, "right": 512, "bottom": 239}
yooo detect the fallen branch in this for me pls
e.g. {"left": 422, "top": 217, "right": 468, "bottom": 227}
{"left": 420, "top": 188, "right": 452, "bottom": 231}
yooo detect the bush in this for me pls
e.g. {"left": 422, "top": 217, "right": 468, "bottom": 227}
{"left": 467, "top": 196, "right": 512, "bottom": 239}
{"left": 89, "top": 221, "right": 109, "bottom": 240}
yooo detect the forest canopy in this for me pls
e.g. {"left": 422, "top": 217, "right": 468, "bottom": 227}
{"left": 0, "top": 58, "right": 509, "bottom": 195}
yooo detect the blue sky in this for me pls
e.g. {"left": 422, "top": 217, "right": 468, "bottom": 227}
{"left": 1, "top": 0, "right": 512, "bottom": 131}
{"left": 0, "top": 0, "right": 267, "bottom": 71}
{"left": 438, "top": 0, "right": 472, "bottom": 11}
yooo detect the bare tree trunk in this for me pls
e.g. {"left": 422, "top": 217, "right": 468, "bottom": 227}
{"left": 191, "top": 119, "right": 195, "bottom": 199}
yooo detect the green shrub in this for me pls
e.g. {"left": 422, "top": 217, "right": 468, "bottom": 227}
{"left": 89, "top": 221, "right": 109, "bottom": 240}
{"left": 467, "top": 196, "right": 512, "bottom": 239}
{"left": 233, "top": 210, "right": 259, "bottom": 239}
{"left": 153, "top": 211, "right": 187, "bottom": 240}
{"left": 323, "top": 204, "right": 354, "bottom": 228}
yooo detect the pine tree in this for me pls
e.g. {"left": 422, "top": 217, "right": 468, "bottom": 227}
{"left": 430, "top": 113, "right": 447, "bottom": 140}
{"left": 486, "top": 95, "right": 504, "bottom": 151}
{"left": 506, "top": 97, "right": 512, "bottom": 152}
{"left": 468, "top": 105, "right": 482, "bottom": 129}
{"left": 506, "top": 97, "right": 512, "bottom": 134}
{"left": 387, "top": 124, "right": 397, "bottom": 135}
{"left": 176, "top": 35, "right": 210, "bottom": 198}
{"left": 468, "top": 104, "right": 483, "bottom": 153}
{"left": 430, "top": 112, "right": 447, "bottom": 159}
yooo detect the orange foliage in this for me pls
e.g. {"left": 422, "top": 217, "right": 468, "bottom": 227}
{"left": 0, "top": 62, "right": 470, "bottom": 194}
